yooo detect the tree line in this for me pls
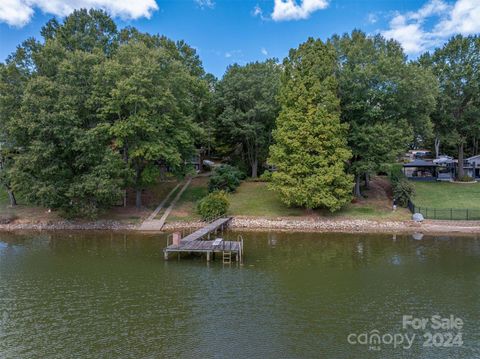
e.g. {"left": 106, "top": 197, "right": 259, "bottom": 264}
{"left": 1, "top": 9, "right": 479, "bottom": 215}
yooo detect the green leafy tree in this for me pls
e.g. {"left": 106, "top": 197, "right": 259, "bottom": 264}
{"left": 420, "top": 35, "right": 480, "bottom": 178}
{"left": 268, "top": 38, "right": 353, "bottom": 211}
{"left": 331, "top": 30, "right": 438, "bottom": 196}
{"left": 95, "top": 39, "right": 199, "bottom": 207}
{"left": 1, "top": 11, "right": 126, "bottom": 217}
{"left": 215, "top": 60, "right": 281, "bottom": 178}
{"left": 41, "top": 9, "right": 117, "bottom": 54}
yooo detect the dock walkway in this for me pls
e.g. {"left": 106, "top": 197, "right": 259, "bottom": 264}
{"left": 163, "top": 217, "right": 243, "bottom": 262}
{"left": 181, "top": 217, "right": 232, "bottom": 241}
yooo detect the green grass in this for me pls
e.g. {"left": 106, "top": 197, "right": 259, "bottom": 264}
{"left": 167, "top": 178, "right": 410, "bottom": 222}
{"left": 228, "top": 181, "right": 409, "bottom": 220}
{"left": 168, "top": 177, "right": 209, "bottom": 222}
{"left": 228, "top": 182, "right": 304, "bottom": 217}
{"left": 413, "top": 182, "right": 480, "bottom": 209}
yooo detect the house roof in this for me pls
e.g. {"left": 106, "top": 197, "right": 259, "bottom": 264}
{"left": 403, "top": 159, "right": 438, "bottom": 167}
{"left": 466, "top": 155, "right": 480, "bottom": 161}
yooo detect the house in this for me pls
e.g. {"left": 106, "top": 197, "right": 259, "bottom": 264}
{"left": 463, "top": 155, "right": 480, "bottom": 179}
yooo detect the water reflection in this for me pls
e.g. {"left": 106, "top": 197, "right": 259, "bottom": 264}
{"left": 0, "top": 231, "right": 479, "bottom": 358}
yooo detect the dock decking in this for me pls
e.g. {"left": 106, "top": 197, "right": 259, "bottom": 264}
{"left": 163, "top": 217, "right": 243, "bottom": 262}
{"left": 181, "top": 217, "right": 232, "bottom": 242}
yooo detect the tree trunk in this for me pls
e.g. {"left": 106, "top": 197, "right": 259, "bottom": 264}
{"left": 123, "top": 144, "right": 129, "bottom": 207}
{"left": 354, "top": 174, "right": 362, "bottom": 197}
{"left": 251, "top": 157, "right": 258, "bottom": 179}
{"left": 135, "top": 164, "right": 142, "bottom": 208}
{"left": 198, "top": 148, "right": 204, "bottom": 173}
{"left": 434, "top": 137, "right": 441, "bottom": 158}
{"left": 135, "top": 189, "right": 142, "bottom": 209}
{"left": 364, "top": 173, "right": 370, "bottom": 189}
{"left": 7, "top": 189, "right": 16, "bottom": 207}
{"left": 458, "top": 143, "right": 465, "bottom": 179}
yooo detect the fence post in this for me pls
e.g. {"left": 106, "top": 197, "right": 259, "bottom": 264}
{"left": 467, "top": 209, "right": 469, "bottom": 220}
{"left": 434, "top": 208, "right": 436, "bottom": 219}
{"left": 450, "top": 208, "right": 453, "bottom": 220}
{"left": 426, "top": 207, "right": 428, "bottom": 219}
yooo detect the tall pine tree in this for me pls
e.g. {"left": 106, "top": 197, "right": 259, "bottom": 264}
{"left": 268, "top": 38, "right": 353, "bottom": 211}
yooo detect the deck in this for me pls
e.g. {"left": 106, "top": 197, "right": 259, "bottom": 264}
{"left": 163, "top": 217, "right": 243, "bottom": 262}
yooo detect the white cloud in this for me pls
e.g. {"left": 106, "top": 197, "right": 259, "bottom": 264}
{"left": 253, "top": 4, "right": 263, "bottom": 17}
{"left": 271, "top": 0, "right": 329, "bottom": 21}
{"left": 366, "top": 13, "right": 378, "bottom": 24}
{"left": 194, "top": 0, "right": 215, "bottom": 9}
{"left": 0, "top": 0, "right": 159, "bottom": 27}
{"left": 261, "top": 47, "right": 268, "bottom": 55}
{"left": 0, "top": 0, "right": 33, "bottom": 26}
{"left": 382, "top": 0, "right": 480, "bottom": 55}
{"left": 224, "top": 49, "right": 242, "bottom": 60}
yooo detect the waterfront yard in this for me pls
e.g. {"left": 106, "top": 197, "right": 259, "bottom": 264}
{"left": 413, "top": 182, "right": 480, "bottom": 209}
{"left": 168, "top": 176, "right": 409, "bottom": 222}
{"left": 0, "top": 175, "right": 410, "bottom": 224}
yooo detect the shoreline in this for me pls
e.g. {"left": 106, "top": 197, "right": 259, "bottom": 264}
{"left": 1, "top": 216, "right": 480, "bottom": 235}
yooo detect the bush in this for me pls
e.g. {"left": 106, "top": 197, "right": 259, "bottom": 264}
{"left": 208, "top": 165, "right": 244, "bottom": 192}
{"left": 392, "top": 178, "right": 415, "bottom": 207}
{"left": 458, "top": 175, "right": 474, "bottom": 182}
{"left": 384, "top": 163, "right": 404, "bottom": 181}
{"left": 196, "top": 191, "right": 230, "bottom": 220}
{"left": 259, "top": 171, "right": 272, "bottom": 182}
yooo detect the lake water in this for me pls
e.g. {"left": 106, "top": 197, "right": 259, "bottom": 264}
{"left": 0, "top": 231, "right": 479, "bottom": 358}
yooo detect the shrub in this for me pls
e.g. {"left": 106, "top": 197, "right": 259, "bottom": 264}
{"left": 384, "top": 163, "right": 404, "bottom": 181}
{"left": 458, "top": 175, "right": 474, "bottom": 182}
{"left": 196, "top": 191, "right": 230, "bottom": 220}
{"left": 392, "top": 178, "right": 415, "bottom": 207}
{"left": 208, "top": 165, "right": 244, "bottom": 192}
{"left": 259, "top": 171, "right": 272, "bottom": 182}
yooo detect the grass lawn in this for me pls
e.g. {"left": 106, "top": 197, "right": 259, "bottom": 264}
{"left": 167, "top": 177, "right": 409, "bottom": 222}
{"left": 229, "top": 181, "right": 409, "bottom": 220}
{"left": 413, "top": 182, "right": 480, "bottom": 209}
{"left": 168, "top": 177, "right": 209, "bottom": 222}
{"left": 228, "top": 182, "right": 304, "bottom": 217}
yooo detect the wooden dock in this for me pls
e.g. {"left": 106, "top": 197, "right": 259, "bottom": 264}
{"left": 181, "top": 217, "right": 232, "bottom": 241}
{"left": 163, "top": 217, "right": 243, "bottom": 263}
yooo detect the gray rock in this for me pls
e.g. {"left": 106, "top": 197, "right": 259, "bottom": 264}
{"left": 412, "top": 213, "right": 424, "bottom": 222}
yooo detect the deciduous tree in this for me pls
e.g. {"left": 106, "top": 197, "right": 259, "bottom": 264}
{"left": 215, "top": 60, "right": 281, "bottom": 178}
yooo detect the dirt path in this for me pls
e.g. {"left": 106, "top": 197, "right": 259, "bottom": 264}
{"left": 138, "top": 178, "right": 192, "bottom": 231}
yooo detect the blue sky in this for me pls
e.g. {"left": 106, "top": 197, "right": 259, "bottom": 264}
{"left": 0, "top": 0, "right": 479, "bottom": 77}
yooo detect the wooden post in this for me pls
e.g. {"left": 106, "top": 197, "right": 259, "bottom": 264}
{"left": 172, "top": 232, "right": 181, "bottom": 246}
{"left": 206, "top": 251, "right": 211, "bottom": 262}
{"left": 164, "top": 250, "right": 169, "bottom": 260}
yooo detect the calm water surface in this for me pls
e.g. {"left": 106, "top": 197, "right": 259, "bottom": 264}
{"left": 0, "top": 231, "right": 479, "bottom": 358}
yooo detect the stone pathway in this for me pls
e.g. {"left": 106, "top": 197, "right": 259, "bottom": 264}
{"left": 138, "top": 177, "right": 192, "bottom": 231}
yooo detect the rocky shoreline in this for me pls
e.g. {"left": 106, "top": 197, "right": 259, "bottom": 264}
{"left": 164, "top": 217, "right": 480, "bottom": 234}
{"left": 1, "top": 217, "right": 480, "bottom": 235}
